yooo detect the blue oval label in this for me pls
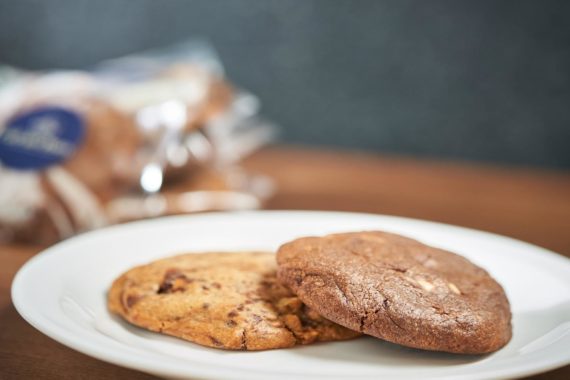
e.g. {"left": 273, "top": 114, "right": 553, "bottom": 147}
{"left": 0, "top": 107, "right": 85, "bottom": 170}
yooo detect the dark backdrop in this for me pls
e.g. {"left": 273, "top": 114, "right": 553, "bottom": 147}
{"left": 1, "top": 0, "right": 569, "bottom": 168}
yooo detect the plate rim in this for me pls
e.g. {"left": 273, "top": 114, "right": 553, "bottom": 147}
{"left": 11, "top": 210, "right": 570, "bottom": 379}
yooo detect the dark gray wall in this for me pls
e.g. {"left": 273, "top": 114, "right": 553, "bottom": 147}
{"left": 1, "top": 0, "right": 569, "bottom": 168}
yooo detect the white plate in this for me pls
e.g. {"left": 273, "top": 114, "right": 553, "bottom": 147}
{"left": 12, "top": 211, "right": 570, "bottom": 380}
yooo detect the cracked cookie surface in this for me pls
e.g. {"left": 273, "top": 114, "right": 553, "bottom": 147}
{"left": 108, "top": 251, "right": 360, "bottom": 350}
{"left": 277, "top": 231, "right": 512, "bottom": 354}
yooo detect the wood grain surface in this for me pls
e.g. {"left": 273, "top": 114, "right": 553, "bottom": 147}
{"left": 1, "top": 146, "right": 569, "bottom": 379}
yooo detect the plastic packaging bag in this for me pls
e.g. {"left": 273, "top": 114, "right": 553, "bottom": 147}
{"left": 0, "top": 40, "right": 276, "bottom": 244}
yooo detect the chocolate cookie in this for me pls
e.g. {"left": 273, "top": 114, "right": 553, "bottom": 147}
{"left": 108, "top": 252, "right": 360, "bottom": 350}
{"left": 277, "top": 231, "right": 512, "bottom": 354}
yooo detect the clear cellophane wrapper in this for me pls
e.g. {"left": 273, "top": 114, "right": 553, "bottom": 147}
{"left": 0, "top": 41, "right": 276, "bottom": 244}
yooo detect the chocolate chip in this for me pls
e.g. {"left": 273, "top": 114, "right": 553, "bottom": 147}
{"left": 226, "top": 320, "right": 237, "bottom": 327}
{"left": 126, "top": 295, "right": 140, "bottom": 308}
{"left": 228, "top": 310, "right": 238, "bottom": 318}
{"left": 158, "top": 283, "right": 172, "bottom": 294}
{"left": 237, "top": 304, "right": 245, "bottom": 311}
{"left": 202, "top": 303, "right": 210, "bottom": 309}
{"left": 158, "top": 269, "right": 189, "bottom": 294}
{"left": 209, "top": 336, "right": 223, "bottom": 347}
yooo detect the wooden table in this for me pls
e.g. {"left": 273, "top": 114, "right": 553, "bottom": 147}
{"left": 1, "top": 146, "right": 569, "bottom": 379}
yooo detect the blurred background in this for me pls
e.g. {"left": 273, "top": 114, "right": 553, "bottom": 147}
{"left": 1, "top": 0, "right": 569, "bottom": 168}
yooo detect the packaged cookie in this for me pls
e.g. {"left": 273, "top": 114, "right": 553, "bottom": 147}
{"left": 0, "top": 41, "right": 275, "bottom": 245}
{"left": 0, "top": 72, "right": 127, "bottom": 243}
{"left": 96, "top": 40, "right": 274, "bottom": 187}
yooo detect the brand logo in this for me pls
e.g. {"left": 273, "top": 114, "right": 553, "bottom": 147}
{"left": 0, "top": 107, "right": 85, "bottom": 170}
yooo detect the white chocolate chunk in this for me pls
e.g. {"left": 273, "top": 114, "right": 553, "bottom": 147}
{"left": 448, "top": 282, "right": 461, "bottom": 295}
{"left": 417, "top": 278, "right": 435, "bottom": 292}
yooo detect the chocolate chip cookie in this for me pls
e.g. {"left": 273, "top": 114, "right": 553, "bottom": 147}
{"left": 277, "top": 231, "right": 512, "bottom": 354}
{"left": 108, "top": 252, "right": 360, "bottom": 350}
